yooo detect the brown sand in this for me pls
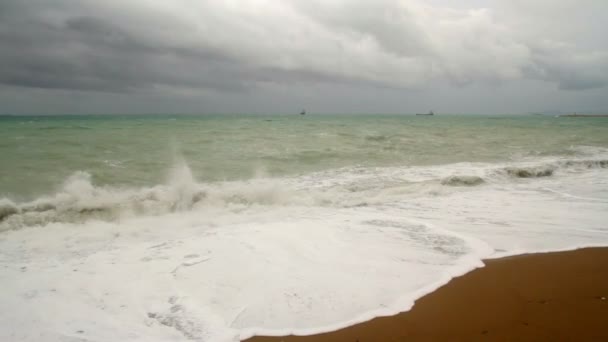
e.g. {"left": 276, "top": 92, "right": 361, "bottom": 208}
{"left": 245, "top": 248, "right": 608, "bottom": 342}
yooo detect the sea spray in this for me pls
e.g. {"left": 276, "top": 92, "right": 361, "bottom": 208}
{"left": 167, "top": 159, "right": 200, "bottom": 211}
{"left": 3, "top": 153, "right": 608, "bottom": 231}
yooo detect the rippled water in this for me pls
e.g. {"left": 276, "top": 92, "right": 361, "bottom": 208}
{"left": 2, "top": 114, "right": 607, "bottom": 199}
{"left": 1, "top": 114, "right": 607, "bottom": 341}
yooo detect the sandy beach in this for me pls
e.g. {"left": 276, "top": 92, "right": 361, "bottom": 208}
{"left": 246, "top": 247, "right": 608, "bottom": 342}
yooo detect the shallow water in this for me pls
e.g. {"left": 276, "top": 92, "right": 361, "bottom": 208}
{"left": 1, "top": 114, "right": 607, "bottom": 341}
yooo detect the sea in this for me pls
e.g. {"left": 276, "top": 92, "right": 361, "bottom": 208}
{"left": 1, "top": 114, "right": 607, "bottom": 341}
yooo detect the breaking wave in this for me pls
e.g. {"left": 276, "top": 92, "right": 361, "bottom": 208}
{"left": 559, "top": 159, "right": 608, "bottom": 169}
{"left": 437, "top": 158, "right": 608, "bottom": 187}
{"left": 2, "top": 155, "right": 607, "bottom": 231}
{"left": 502, "top": 166, "right": 555, "bottom": 178}
{"left": 0, "top": 162, "right": 306, "bottom": 231}
{"left": 498, "top": 159, "right": 608, "bottom": 179}
{"left": 441, "top": 175, "right": 485, "bottom": 186}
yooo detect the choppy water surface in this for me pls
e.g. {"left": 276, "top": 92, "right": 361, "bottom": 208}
{"left": 0, "top": 114, "right": 607, "bottom": 341}
{"left": 2, "top": 114, "right": 607, "bottom": 198}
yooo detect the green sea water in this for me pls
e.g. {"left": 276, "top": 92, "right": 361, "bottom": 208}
{"left": 1, "top": 114, "right": 607, "bottom": 200}
{"left": 1, "top": 114, "right": 608, "bottom": 341}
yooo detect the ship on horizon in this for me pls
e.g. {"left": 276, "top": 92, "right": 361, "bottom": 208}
{"left": 416, "top": 110, "right": 434, "bottom": 116}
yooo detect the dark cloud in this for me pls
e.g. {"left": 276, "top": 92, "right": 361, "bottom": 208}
{"left": 0, "top": 0, "right": 606, "bottom": 114}
{"left": 0, "top": 4, "right": 252, "bottom": 92}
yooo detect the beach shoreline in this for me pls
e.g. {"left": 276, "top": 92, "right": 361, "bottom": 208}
{"left": 245, "top": 247, "right": 608, "bottom": 342}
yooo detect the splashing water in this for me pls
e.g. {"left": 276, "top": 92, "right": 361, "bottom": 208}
{"left": 1, "top": 115, "right": 607, "bottom": 341}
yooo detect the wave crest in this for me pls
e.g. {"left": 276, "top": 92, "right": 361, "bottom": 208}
{"left": 503, "top": 166, "right": 555, "bottom": 178}
{"left": 0, "top": 161, "right": 309, "bottom": 231}
{"left": 559, "top": 159, "right": 608, "bottom": 169}
{"left": 0, "top": 198, "right": 19, "bottom": 221}
{"left": 2, "top": 155, "right": 607, "bottom": 231}
{"left": 441, "top": 175, "right": 485, "bottom": 186}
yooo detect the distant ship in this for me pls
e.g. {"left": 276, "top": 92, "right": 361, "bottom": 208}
{"left": 300, "top": 109, "right": 306, "bottom": 115}
{"left": 416, "top": 110, "right": 434, "bottom": 116}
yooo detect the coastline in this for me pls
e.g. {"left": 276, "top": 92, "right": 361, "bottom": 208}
{"left": 245, "top": 247, "right": 608, "bottom": 341}
{"left": 557, "top": 114, "right": 608, "bottom": 117}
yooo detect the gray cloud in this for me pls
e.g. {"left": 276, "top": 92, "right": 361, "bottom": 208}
{"left": 0, "top": 0, "right": 607, "bottom": 114}
{"left": 0, "top": 4, "right": 248, "bottom": 92}
{"left": 524, "top": 42, "right": 608, "bottom": 91}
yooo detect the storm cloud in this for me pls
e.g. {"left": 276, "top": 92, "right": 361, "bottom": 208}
{"left": 0, "top": 0, "right": 607, "bottom": 113}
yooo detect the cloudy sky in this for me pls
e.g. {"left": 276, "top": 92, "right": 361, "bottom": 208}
{"left": 1, "top": 0, "right": 607, "bottom": 114}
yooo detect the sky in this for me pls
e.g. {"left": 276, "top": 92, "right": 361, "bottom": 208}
{"left": 0, "top": 0, "right": 607, "bottom": 115}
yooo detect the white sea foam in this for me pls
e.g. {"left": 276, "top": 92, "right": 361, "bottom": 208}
{"left": 1, "top": 151, "right": 608, "bottom": 341}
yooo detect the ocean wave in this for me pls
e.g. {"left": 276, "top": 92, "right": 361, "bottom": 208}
{"left": 502, "top": 166, "right": 555, "bottom": 178}
{"left": 441, "top": 158, "right": 608, "bottom": 186}
{"left": 559, "top": 159, "right": 608, "bottom": 169}
{"left": 498, "top": 159, "right": 608, "bottom": 179}
{"left": 38, "top": 125, "right": 92, "bottom": 130}
{"left": 2, "top": 154, "right": 607, "bottom": 231}
{"left": 364, "top": 134, "right": 388, "bottom": 142}
{"left": 0, "top": 163, "right": 310, "bottom": 231}
{"left": 0, "top": 198, "right": 19, "bottom": 221}
{"left": 441, "top": 175, "right": 485, "bottom": 186}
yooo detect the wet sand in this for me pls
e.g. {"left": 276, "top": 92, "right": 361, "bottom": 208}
{"left": 245, "top": 247, "right": 608, "bottom": 341}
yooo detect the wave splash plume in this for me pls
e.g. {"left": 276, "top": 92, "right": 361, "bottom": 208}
{"left": 0, "top": 160, "right": 302, "bottom": 231}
